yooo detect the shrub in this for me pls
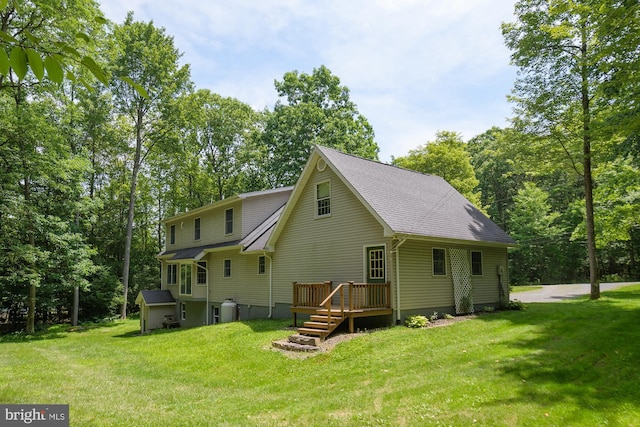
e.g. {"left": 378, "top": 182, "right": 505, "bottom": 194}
{"left": 444, "top": 313, "right": 454, "bottom": 319}
{"left": 430, "top": 311, "right": 439, "bottom": 321}
{"left": 405, "top": 315, "right": 429, "bottom": 328}
{"left": 483, "top": 306, "right": 495, "bottom": 313}
{"left": 507, "top": 299, "right": 526, "bottom": 311}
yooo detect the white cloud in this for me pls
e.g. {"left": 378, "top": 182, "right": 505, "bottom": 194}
{"left": 98, "top": 0, "right": 518, "bottom": 160}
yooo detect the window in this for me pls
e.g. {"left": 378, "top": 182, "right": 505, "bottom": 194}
{"left": 471, "top": 251, "right": 483, "bottom": 276}
{"left": 433, "top": 248, "right": 446, "bottom": 276}
{"left": 196, "top": 261, "right": 207, "bottom": 285}
{"left": 180, "top": 264, "right": 192, "bottom": 295}
{"left": 194, "top": 217, "right": 201, "bottom": 240}
{"left": 212, "top": 306, "right": 220, "bottom": 324}
{"left": 225, "top": 208, "right": 234, "bottom": 234}
{"left": 180, "top": 303, "right": 186, "bottom": 321}
{"left": 316, "top": 181, "right": 331, "bottom": 217}
{"left": 167, "top": 264, "right": 177, "bottom": 285}
{"left": 223, "top": 259, "right": 232, "bottom": 278}
{"left": 170, "top": 224, "right": 176, "bottom": 245}
{"left": 258, "top": 256, "right": 266, "bottom": 275}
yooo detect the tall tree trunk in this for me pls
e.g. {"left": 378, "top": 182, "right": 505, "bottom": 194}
{"left": 121, "top": 109, "right": 144, "bottom": 319}
{"left": 581, "top": 29, "right": 599, "bottom": 299}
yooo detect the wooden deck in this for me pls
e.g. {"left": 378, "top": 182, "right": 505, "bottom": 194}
{"left": 291, "top": 281, "right": 393, "bottom": 338}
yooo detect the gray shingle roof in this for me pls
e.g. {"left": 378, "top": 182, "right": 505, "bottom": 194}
{"left": 138, "top": 290, "right": 176, "bottom": 305}
{"left": 158, "top": 241, "right": 242, "bottom": 260}
{"left": 317, "top": 145, "right": 516, "bottom": 245}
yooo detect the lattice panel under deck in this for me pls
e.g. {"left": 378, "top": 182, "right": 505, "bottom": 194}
{"left": 449, "top": 248, "right": 474, "bottom": 314}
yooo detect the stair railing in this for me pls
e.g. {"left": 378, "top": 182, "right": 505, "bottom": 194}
{"left": 319, "top": 283, "right": 345, "bottom": 327}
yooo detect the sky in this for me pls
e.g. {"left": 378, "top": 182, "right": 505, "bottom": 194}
{"left": 99, "top": 0, "right": 519, "bottom": 162}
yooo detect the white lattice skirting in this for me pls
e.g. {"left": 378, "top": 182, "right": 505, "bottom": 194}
{"left": 450, "top": 248, "right": 474, "bottom": 314}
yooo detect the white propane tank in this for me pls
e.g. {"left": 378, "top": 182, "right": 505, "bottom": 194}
{"left": 220, "top": 299, "right": 237, "bottom": 323}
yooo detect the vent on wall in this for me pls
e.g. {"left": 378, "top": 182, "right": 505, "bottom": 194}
{"left": 317, "top": 158, "right": 327, "bottom": 172}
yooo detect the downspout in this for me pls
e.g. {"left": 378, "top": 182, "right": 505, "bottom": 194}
{"left": 392, "top": 238, "right": 407, "bottom": 324}
{"left": 265, "top": 253, "right": 273, "bottom": 318}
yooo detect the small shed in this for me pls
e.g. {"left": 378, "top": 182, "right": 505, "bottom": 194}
{"left": 135, "top": 290, "right": 176, "bottom": 333}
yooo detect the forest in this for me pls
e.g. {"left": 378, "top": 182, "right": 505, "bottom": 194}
{"left": 0, "top": 0, "right": 638, "bottom": 333}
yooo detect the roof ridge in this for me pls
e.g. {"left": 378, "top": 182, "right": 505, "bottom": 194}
{"left": 315, "top": 144, "right": 438, "bottom": 179}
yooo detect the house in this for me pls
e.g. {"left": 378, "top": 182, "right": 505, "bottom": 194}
{"left": 138, "top": 145, "right": 516, "bottom": 333}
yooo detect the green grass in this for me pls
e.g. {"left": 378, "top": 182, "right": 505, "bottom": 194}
{"left": 511, "top": 285, "right": 544, "bottom": 293}
{"left": 2, "top": 285, "right": 640, "bottom": 426}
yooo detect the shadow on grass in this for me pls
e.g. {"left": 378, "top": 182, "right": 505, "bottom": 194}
{"left": 477, "top": 285, "right": 640, "bottom": 420}
{"left": 113, "top": 318, "right": 292, "bottom": 339}
{"left": 0, "top": 320, "right": 125, "bottom": 343}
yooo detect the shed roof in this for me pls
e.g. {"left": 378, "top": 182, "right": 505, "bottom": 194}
{"left": 136, "top": 290, "right": 176, "bottom": 305}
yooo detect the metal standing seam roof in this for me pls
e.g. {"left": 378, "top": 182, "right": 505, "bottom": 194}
{"left": 316, "top": 145, "right": 516, "bottom": 246}
{"left": 240, "top": 204, "right": 286, "bottom": 252}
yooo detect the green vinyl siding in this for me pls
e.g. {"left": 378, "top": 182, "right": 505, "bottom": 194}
{"left": 396, "top": 240, "right": 509, "bottom": 310}
{"left": 207, "top": 251, "right": 271, "bottom": 307}
{"left": 271, "top": 166, "right": 389, "bottom": 304}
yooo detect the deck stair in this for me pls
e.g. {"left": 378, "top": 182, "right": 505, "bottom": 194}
{"left": 297, "top": 310, "right": 345, "bottom": 339}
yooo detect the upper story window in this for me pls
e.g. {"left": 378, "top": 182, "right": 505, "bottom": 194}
{"left": 316, "top": 181, "right": 331, "bottom": 217}
{"left": 194, "top": 217, "right": 201, "bottom": 241}
{"left": 471, "top": 251, "right": 483, "bottom": 276}
{"left": 258, "top": 256, "right": 266, "bottom": 275}
{"left": 169, "top": 224, "right": 176, "bottom": 245}
{"left": 196, "top": 261, "right": 207, "bottom": 285}
{"left": 433, "top": 248, "right": 446, "bottom": 276}
{"left": 225, "top": 208, "right": 234, "bottom": 235}
{"left": 167, "top": 264, "right": 177, "bottom": 285}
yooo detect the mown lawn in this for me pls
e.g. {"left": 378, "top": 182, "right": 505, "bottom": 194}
{"left": 2, "top": 284, "right": 640, "bottom": 426}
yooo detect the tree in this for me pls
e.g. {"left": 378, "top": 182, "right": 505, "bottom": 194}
{"left": 508, "top": 182, "right": 563, "bottom": 284}
{"left": 261, "top": 65, "right": 378, "bottom": 186}
{"left": 110, "top": 12, "right": 191, "bottom": 319}
{"left": 502, "top": 0, "right": 640, "bottom": 299}
{"left": 392, "top": 131, "right": 483, "bottom": 209}
{"left": 467, "top": 127, "right": 525, "bottom": 230}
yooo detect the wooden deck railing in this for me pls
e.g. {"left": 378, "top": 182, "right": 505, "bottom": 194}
{"left": 348, "top": 281, "right": 391, "bottom": 310}
{"left": 292, "top": 281, "right": 391, "bottom": 310}
{"left": 292, "top": 281, "right": 332, "bottom": 307}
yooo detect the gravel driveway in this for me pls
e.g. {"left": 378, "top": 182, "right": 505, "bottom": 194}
{"left": 512, "top": 282, "right": 638, "bottom": 303}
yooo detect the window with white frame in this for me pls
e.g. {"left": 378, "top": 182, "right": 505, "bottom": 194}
{"left": 471, "top": 251, "right": 483, "bottom": 276}
{"left": 170, "top": 224, "right": 176, "bottom": 245}
{"left": 194, "top": 217, "right": 201, "bottom": 240}
{"left": 316, "top": 181, "right": 331, "bottom": 217}
{"left": 196, "top": 261, "right": 207, "bottom": 285}
{"left": 258, "top": 256, "right": 266, "bottom": 275}
{"left": 167, "top": 264, "right": 177, "bottom": 285}
{"left": 223, "top": 259, "right": 232, "bottom": 278}
{"left": 180, "top": 302, "right": 186, "bottom": 321}
{"left": 225, "top": 208, "right": 234, "bottom": 235}
{"left": 180, "top": 264, "right": 192, "bottom": 295}
{"left": 433, "top": 248, "right": 446, "bottom": 276}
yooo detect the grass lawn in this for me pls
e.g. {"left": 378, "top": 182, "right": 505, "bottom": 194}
{"left": 511, "top": 285, "right": 544, "bottom": 293}
{"left": 2, "top": 284, "right": 640, "bottom": 426}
